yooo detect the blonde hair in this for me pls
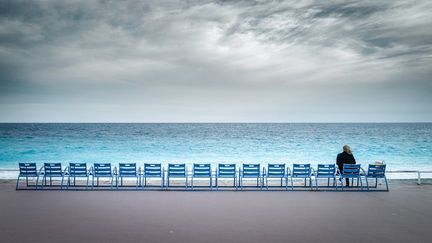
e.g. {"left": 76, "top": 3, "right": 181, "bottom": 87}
{"left": 343, "top": 145, "right": 352, "bottom": 155}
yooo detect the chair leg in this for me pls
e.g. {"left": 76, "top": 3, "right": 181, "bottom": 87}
{"left": 266, "top": 177, "right": 269, "bottom": 190}
{"left": 41, "top": 176, "right": 46, "bottom": 190}
{"left": 291, "top": 177, "right": 294, "bottom": 191}
{"left": 366, "top": 177, "right": 369, "bottom": 191}
{"left": 86, "top": 176, "right": 89, "bottom": 190}
{"left": 15, "top": 176, "right": 20, "bottom": 190}
{"left": 61, "top": 176, "right": 65, "bottom": 190}
{"left": 385, "top": 177, "right": 389, "bottom": 191}
{"left": 36, "top": 175, "right": 40, "bottom": 190}
{"left": 315, "top": 177, "right": 318, "bottom": 191}
{"left": 341, "top": 177, "right": 344, "bottom": 191}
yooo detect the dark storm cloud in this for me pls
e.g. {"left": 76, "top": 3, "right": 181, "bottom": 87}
{"left": 0, "top": 0, "right": 431, "bottom": 122}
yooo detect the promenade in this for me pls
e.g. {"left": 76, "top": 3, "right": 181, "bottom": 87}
{"left": 1, "top": 180, "right": 431, "bottom": 243}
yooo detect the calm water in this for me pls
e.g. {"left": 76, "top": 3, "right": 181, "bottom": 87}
{"left": 1, "top": 123, "right": 431, "bottom": 178}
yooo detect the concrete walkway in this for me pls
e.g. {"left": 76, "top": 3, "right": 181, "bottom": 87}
{"left": 1, "top": 181, "right": 432, "bottom": 243}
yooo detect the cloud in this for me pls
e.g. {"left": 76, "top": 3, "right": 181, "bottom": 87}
{"left": 0, "top": 0, "right": 431, "bottom": 122}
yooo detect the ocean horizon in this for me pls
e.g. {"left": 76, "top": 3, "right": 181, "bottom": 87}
{"left": 1, "top": 122, "right": 431, "bottom": 179}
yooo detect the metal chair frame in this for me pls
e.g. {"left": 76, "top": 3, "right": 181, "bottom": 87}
{"left": 166, "top": 163, "right": 188, "bottom": 189}
{"left": 365, "top": 164, "right": 389, "bottom": 191}
{"left": 191, "top": 163, "right": 212, "bottom": 190}
{"left": 37, "top": 163, "right": 67, "bottom": 190}
{"left": 142, "top": 163, "right": 165, "bottom": 189}
{"left": 264, "top": 163, "right": 289, "bottom": 191}
{"left": 116, "top": 163, "right": 140, "bottom": 189}
{"left": 16, "top": 163, "right": 39, "bottom": 190}
{"left": 339, "top": 164, "right": 364, "bottom": 191}
{"left": 92, "top": 163, "right": 115, "bottom": 190}
{"left": 215, "top": 164, "right": 237, "bottom": 190}
{"left": 313, "top": 164, "right": 338, "bottom": 191}
{"left": 66, "top": 162, "right": 90, "bottom": 190}
{"left": 291, "top": 164, "right": 313, "bottom": 190}
{"left": 239, "top": 164, "right": 263, "bottom": 190}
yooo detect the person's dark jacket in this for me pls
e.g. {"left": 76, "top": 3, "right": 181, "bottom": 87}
{"left": 336, "top": 151, "right": 356, "bottom": 171}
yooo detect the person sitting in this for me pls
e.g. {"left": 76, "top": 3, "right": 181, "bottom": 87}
{"left": 336, "top": 145, "right": 356, "bottom": 187}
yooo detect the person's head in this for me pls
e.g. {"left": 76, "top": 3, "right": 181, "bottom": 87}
{"left": 343, "top": 145, "right": 352, "bottom": 155}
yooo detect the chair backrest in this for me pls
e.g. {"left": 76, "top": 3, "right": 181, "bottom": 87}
{"left": 242, "top": 164, "right": 260, "bottom": 177}
{"left": 69, "top": 163, "right": 88, "bottom": 176}
{"left": 292, "top": 164, "right": 311, "bottom": 177}
{"left": 193, "top": 163, "right": 211, "bottom": 177}
{"left": 119, "top": 163, "right": 137, "bottom": 176}
{"left": 94, "top": 163, "right": 112, "bottom": 177}
{"left": 144, "top": 163, "right": 162, "bottom": 177}
{"left": 267, "top": 164, "right": 286, "bottom": 177}
{"left": 367, "top": 164, "right": 386, "bottom": 177}
{"left": 316, "top": 164, "right": 336, "bottom": 177}
{"left": 168, "top": 164, "right": 186, "bottom": 177}
{"left": 342, "top": 164, "right": 360, "bottom": 175}
{"left": 218, "top": 164, "right": 236, "bottom": 177}
{"left": 19, "top": 163, "right": 37, "bottom": 177}
{"left": 44, "top": 163, "right": 63, "bottom": 176}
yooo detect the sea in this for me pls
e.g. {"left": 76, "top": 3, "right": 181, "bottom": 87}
{"left": 1, "top": 123, "right": 431, "bottom": 179}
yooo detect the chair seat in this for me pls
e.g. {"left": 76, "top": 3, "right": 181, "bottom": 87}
{"left": 315, "top": 174, "right": 336, "bottom": 178}
{"left": 266, "top": 174, "right": 286, "bottom": 178}
{"left": 44, "top": 173, "right": 64, "bottom": 177}
{"left": 19, "top": 173, "right": 38, "bottom": 177}
{"left": 341, "top": 174, "right": 361, "bottom": 178}
{"left": 366, "top": 174, "right": 386, "bottom": 178}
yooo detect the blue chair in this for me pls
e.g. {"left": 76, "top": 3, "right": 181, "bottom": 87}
{"left": 92, "top": 163, "right": 115, "bottom": 190}
{"left": 38, "top": 163, "right": 67, "bottom": 190}
{"left": 339, "top": 164, "right": 363, "bottom": 190}
{"left": 66, "top": 163, "right": 90, "bottom": 190}
{"left": 239, "top": 164, "right": 262, "bottom": 190}
{"left": 167, "top": 164, "right": 188, "bottom": 189}
{"left": 16, "top": 163, "right": 39, "bottom": 190}
{"left": 191, "top": 163, "right": 212, "bottom": 190}
{"left": 291, "top": 164, "right": 312, "bottom": 190}
{"left": 313, "top": 164, "right": 337, "bottom": 191}
{"left": 264, "top": 163, "right": 289, "bottom": 190}
{"left": 116, "top": 163, "right": 140, "bottom": 189}
{"left": 365, "top": 164, "right": 388, "bottom": 191}
{"left": 142, "top": 163, "right": 165, "bottom": 189}
{"left": 215, "top": 164, "right": 237, "bottom": 190}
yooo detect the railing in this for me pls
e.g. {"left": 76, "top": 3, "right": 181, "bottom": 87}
{"left": 387, "top": 170, "right": 432, "bottom": 185}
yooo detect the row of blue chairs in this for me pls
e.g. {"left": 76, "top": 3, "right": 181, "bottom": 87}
{"left": 16, "top": 163, "right": 388, "bottom": 191}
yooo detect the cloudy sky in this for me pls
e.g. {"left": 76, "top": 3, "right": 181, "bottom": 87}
{"left": 0, "top": 0, "right": 431, "bottom": 122}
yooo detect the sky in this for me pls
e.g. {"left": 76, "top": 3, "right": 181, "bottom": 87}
{"left": 0, "top": 0, "right": 431, "bottom": 122}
